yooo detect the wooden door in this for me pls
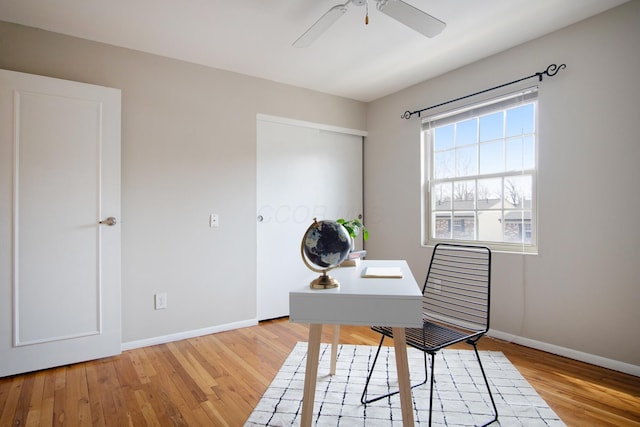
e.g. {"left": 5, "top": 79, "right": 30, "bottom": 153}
{"left": 256, "top": 115, "right": 364, "bottom": 320}
{"left": 0, "top": 69, "right": 121, "bottom": 376}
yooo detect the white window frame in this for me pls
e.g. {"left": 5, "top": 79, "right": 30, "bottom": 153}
{"left": 421, "top": 87, "right": 539, "bottom": 253}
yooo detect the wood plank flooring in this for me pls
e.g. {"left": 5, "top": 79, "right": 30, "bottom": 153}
{"left": 0, "top": 318, "right": 638, "bottom": 426}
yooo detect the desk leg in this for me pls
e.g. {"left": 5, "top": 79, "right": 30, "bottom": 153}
{"left": 330, "top": 325, "right": 340, "bottom": 375}
{"left": 392, "top": 327, "right": 415, "bottom": 427}
{"left": 300, "top": 323, "right": 322, "bottom": 427}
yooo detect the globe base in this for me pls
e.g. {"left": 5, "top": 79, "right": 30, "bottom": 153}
{"left": 310, "top": 272, "right": 340, "bottom": 289}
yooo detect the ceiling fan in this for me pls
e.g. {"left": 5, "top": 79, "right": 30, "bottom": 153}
{"left": 293, "top": 0, "right": 446, "bottom": 48}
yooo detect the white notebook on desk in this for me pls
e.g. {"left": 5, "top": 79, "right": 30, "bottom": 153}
{"left": 361, "top": 266, "right": 403, "bottom": 278}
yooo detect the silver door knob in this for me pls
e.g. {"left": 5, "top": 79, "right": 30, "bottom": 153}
{"left": 99, "top": 217, "right": 117, "bottom": 226}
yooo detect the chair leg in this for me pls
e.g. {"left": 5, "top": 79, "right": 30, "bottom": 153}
{"left": 428, "top": 352, "right": 436, "bottom": 426}
{"left": 360, "top": 334, "right": 385, "bottom": 404}
{"left": 361, "top": 337, "right": 498, "bottom": 426}
{"left": 360, "top": 335, "right": 429, "bottom": 405}
{"left": 469, "top": 341, "right": 499, "bottom": 426}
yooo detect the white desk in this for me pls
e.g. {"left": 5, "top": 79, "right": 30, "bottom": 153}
{"left": 289, "top": 260, "right": 422, "bottom": 427}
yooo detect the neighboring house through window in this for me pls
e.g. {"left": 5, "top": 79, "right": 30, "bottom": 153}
{"left": 421, "top": 88, "right": 538, "bottom": 253}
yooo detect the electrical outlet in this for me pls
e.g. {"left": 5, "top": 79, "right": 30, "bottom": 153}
{"left": 155, "top": 293, "right": 168, "bottom": 310}
{"left": 432, "top": 279, "right": 442, "bottom": 292}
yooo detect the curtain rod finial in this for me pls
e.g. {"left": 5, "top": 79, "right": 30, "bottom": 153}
{"left": 543, "top": 63, "right": 567, "bottom": 79}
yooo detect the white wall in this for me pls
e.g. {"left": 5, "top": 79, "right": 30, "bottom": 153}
{"left": 364, "top": 1, "right": 640, "bottom": 372}
{"left": 0, "top": 21, "right": 366, "bottom": 345}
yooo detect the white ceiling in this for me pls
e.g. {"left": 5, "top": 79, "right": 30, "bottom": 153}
{"left": 0, "top": 0, "right": 629, "bottom": 102}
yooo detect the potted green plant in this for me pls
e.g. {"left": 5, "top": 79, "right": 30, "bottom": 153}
{"left": 337, "top": 218, "right": 369, "bottom": 248}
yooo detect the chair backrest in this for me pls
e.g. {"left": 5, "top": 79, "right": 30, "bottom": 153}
{"left": 423, "top": 243, "right": 491, "bottom": 333}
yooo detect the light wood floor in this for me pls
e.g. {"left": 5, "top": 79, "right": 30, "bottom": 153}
{"left": 1, "top": 318, "right": 639, "bottom": 426}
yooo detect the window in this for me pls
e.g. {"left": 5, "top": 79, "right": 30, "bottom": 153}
{"left": 421, "top": 88, "right": 538, "bottom": 252}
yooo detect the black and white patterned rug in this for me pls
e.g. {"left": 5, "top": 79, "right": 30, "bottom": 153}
{"left": 245, "top": 342, "right": 565, "bottom": 426}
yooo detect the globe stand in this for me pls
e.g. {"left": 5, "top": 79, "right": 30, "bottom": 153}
{"left": 310, "top": 271, "right": 339, "bottom": 289}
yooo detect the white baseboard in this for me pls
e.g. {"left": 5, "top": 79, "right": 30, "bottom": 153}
{"left": 488, "top": 329, "right": 640, "bottom": 377}
{"left": 121, "top": 318, "right": 259, "bottom": 351}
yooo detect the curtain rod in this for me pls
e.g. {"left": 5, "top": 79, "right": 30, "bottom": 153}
{"left": 401, "top": 63, "right": 566, "bottom": 120}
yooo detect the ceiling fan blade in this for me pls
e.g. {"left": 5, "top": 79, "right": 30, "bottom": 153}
{"left": 377, "top": 0, "right": 446, "bottom": 38}
{"left": 293, "top": 2, "right": 349, "bottom": 48}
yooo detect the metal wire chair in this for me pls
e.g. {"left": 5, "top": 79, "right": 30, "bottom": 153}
{"left": 360, "top": 243, "right": 498, "bottom": 426}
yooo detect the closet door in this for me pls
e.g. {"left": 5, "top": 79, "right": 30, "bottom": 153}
{"left": 256, "top": 116, "right": 364, "bottom": 320}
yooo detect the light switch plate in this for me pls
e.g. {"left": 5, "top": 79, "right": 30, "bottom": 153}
{"left": 155, "top": 293, "right": 167, "bottom": 309}
{"left": 209, "top": 214, "right": 219, "bottom": 228}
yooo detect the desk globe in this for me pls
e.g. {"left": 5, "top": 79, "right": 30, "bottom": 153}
{"left": 301, "top": 218, "right": 351, "bottom": 289}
